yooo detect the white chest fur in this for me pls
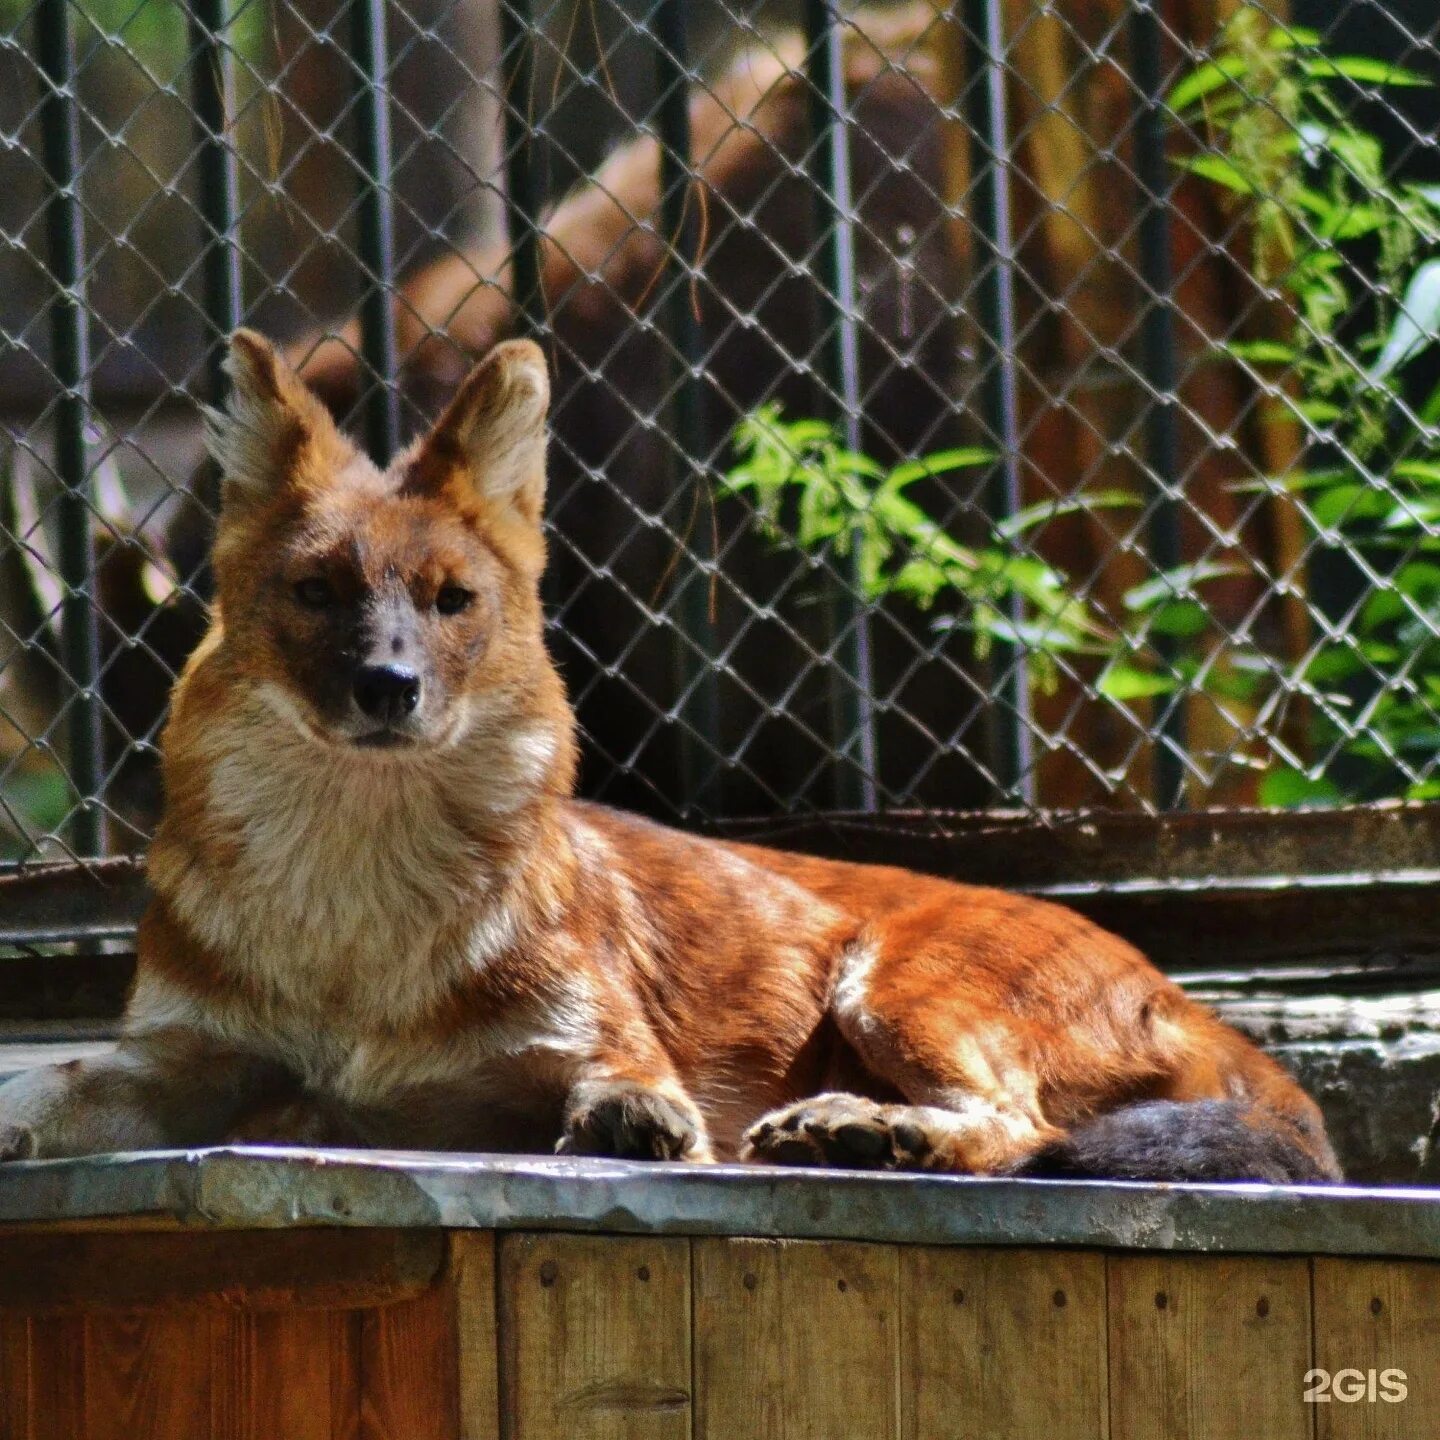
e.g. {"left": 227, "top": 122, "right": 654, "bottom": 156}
{"left": 139, "top": 695, "right": 596, "bottom": 1122}
{"left": 200, "top": 756, "right": 480, "bottom": 1016}
{"left": 148, "top": 693, "right": 563, "bottom": 1031}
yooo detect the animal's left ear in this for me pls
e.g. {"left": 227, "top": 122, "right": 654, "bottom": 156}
{"left": 206, "top": 329, "right": 350, "bottom": 506}
{"left": 405, "top": 340, "right": 549, "bottom": 524}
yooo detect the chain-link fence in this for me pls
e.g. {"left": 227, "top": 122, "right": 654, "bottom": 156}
{"left": 3, "top": 0, "right": 1440, "bottom": 867}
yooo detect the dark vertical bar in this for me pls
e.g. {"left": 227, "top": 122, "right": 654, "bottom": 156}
{"left": 350, "top": 0, "right": 400, "bottom": 463}
{"left": 804, "top": 0, "right": 878, "bottom": 813}
{"left": 653, "top": 0, "right": 722, "bottom": 816}
{"left": 189, "top": 0, "right": 243, "bottom": 404}
{"left": 500, "top": 0, "right": 545, "bottom": 337}
{"left": 961, "top": 0, "right": 1033, "bottom": 804}
{"left": 35, "top": 0, "right": 103, "bottom": 856}
{"left": 1129, "top": 0, "right": 1186, "bottom": 809}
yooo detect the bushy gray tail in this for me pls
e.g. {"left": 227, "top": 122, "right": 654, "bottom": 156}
{"left": 1015, "top": 1099, "right": 1342, "bottom": 1183}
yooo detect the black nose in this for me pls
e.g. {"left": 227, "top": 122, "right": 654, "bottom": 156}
{"left": 353, "top": 664, "right": 421, "bottom": 724}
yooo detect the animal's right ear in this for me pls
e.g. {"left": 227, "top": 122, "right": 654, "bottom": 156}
{"left": 402, "top": 340, "right": 550, "bottom": 525}
{"left": 204, "top": 330, "right": 350, "bottom": 505}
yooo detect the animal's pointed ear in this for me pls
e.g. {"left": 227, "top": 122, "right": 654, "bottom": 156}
{"left": 405, "top": 340, "right": 549, "bottom": 523}
{"left": 205, "top": 329, "right": 350, "bottom": 504}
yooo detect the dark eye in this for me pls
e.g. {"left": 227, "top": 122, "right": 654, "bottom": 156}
{"left": 435, "top": 585, "right": 474, "bottom": 616}
{"left": 294, "top": 577, "right": 335, "bottom": 609}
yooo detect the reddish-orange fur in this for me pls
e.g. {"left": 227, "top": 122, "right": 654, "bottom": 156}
{"left": 0, "top": 334, "right": 1338, "bottom": 1180}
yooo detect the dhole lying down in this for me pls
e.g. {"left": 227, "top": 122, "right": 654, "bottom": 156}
{"left": 0, "top": 336, "right": 1340, "bottom": 1182}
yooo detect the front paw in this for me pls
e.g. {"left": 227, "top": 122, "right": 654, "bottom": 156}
{"left": 558, "top": 1081, "right": 707, "bottom": 1161}
{"left": 0, "top": 1124, "right": 36, "bottom": 1162}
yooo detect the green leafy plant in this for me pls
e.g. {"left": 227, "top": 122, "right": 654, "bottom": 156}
{"left": 722, "top": 406, "right": 1262, "bottom": 710}
{"left": 1170, "top": 11, "right": 1440, "bottom": 804}
{"left": 722, "top": 406, "right": 1135, "bottom": 689}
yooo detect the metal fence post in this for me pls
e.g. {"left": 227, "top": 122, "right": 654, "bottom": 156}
{"left": 961, "top": 0, "right": 1034, "bottom": 806}
{"left": 653, "top": 0, "right": 723, "bottom": 815}
{"left": 500, "top": 0, "right": 545, "bottom": 339}
{"left": 350, "top": 0, "right": 400, "bottom": 464}
{"left": 35, "top": 0, "right": 103, "bottom": 857}
{"left": 189, "top": 0, "right": 243, "bottom": 405}
{"left": 1129, "top": 0, "right": 1187, "bottom": 809}
{"left": 804, "top": 0, "right": 879, "bottom": 813}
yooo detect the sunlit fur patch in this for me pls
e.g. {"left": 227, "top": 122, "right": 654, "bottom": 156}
{"left": 831, "top": 936, "right": 880, "bottom": 1035}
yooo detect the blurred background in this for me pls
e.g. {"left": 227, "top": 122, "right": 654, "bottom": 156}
{"left": 3, "top": 0, "right": 1440, "bottom": 860}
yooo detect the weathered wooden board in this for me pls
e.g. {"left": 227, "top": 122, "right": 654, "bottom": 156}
{"left": 900, "top": 1247, "right": 1107, "bottom": 1440}
{"left": 0, "top": 1235, "right": 457, "bottom": 1440}
{"left": 693, "top": 1237, "right": 899, "bottom": 1440}
{"left": 0, "top": 1316, "right": 29, "bottom": 1440}
{"left": 1108, "top": 1253, "right": 1312, "bottom": 1440}
{"left": 1312, "top": 1258, "right": 1440, "bottom": 1440}
{"left": 497, "top": 1232, "right": 690, "bottom": 1440}
{"left": 0, "top": 1229, "right": 443, "bottom": 1314}
{"left": 83, "top": 1312, "right": 211, "bottom": 1440}
{"left": 22, "top": 1316, "right": 85, "bottom": 1440}
{"left": 452, "top": 1232, "right": 499, "bottom": 1440}
{"left": 359, "top": 1269, "right": 458, "bottom": 1440}
{"left": 214, "top": 1310, "right": 342, "bottom": 1440}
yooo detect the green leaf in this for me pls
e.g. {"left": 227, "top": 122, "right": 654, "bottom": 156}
{"left": 1147, "top": 600, "right": 1210, "bottom": 638}
{"left": 830, "top": 450, "right": 888, "bottom": 480}
{"left": 1266, "top": 25, "right": 1322, "bottom": 48}
{"left": 994, "top": 490, "right": 1139, "bottom": 540}
{"left": 1175, "top": 152, "right": 1256, "bottom": 195}
{"left": 1096, "top": 663, "right": 1176, "bottom": 701}
{"left": 1223, "top": 339, "right": 1296, "bottom": 365}
{"left": 1258, "top": 768, "right": 1345, "bottom": 807}
{"left": 1420, "top": 377, "right": 1440, "bottom": 426}
{"left": 1196, "top": 664, "right": 1265, "bottom": 704}
{"left": 889, "top": 556, "right": 950, "bottom": 607}
{"left": 1123, "top": 562, "right": 1246, "bottom": 612}
{"left": 1360, "top": 640, "right": 1403, "bottom": 666}
{"left": 1394, "top": 460, "right": 1440, "bottom": 486}
{"left": 1360, "top": 588, "right": 1407, "bottom": 629}
{"left": 1381, "top": 497, "right": 1440, "bottom": 531}
{"left": 1308, "top": 483, "right": 1392, "bottom": 529}
{"left": 1320, "top": 205, "right": 1390, "bottom": 242}
{"left": 1323, "top": 127, "right": 1386, "bottom": 181}
{"left": 1295, "top": 399, "right": 1346, "bottom": 425}
{"left": 1371, "top": 258, "right": 1440, "bottom": 380}
{"left": 1166, "top": 56, "right": 1255, "bottom": 114}
{"left": 1394, "top": 561, "right": 1440, "bottom": 595}
{"left": 884, "top": 448, "right": 994, "bottom": 491}
{"left": 1303, "top": 647, "right": 1362, "bottom": 684}
{"left": 950, "top": 611, "right": 1102, "bottom": 655}
{"left": 1229, "top": 467, "right": 1352, "bottom": 495}
{"left": 1299, "top": 55, "right": 1432, "bottom": 88}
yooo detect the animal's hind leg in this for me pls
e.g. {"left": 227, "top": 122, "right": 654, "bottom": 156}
{"left": 743, "top": 937, "right": 1067, "bottom": 1174}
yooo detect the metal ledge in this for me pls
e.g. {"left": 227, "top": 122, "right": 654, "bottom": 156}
{"left": 5, "top": 1148, "right": 1440, "bottom": 1258}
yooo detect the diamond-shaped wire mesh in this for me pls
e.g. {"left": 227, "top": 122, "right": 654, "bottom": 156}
{"left": 2, "top": 0, "right": 1439, "bottom": 865}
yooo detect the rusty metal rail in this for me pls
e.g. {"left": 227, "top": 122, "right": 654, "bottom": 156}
{"left": 5, "top": 1147, "right": 1440, "bottom": 1258}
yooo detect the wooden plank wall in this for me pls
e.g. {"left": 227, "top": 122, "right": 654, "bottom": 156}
{"left": 3, "top": 1230, "right": 1440, "bottom": 1439}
